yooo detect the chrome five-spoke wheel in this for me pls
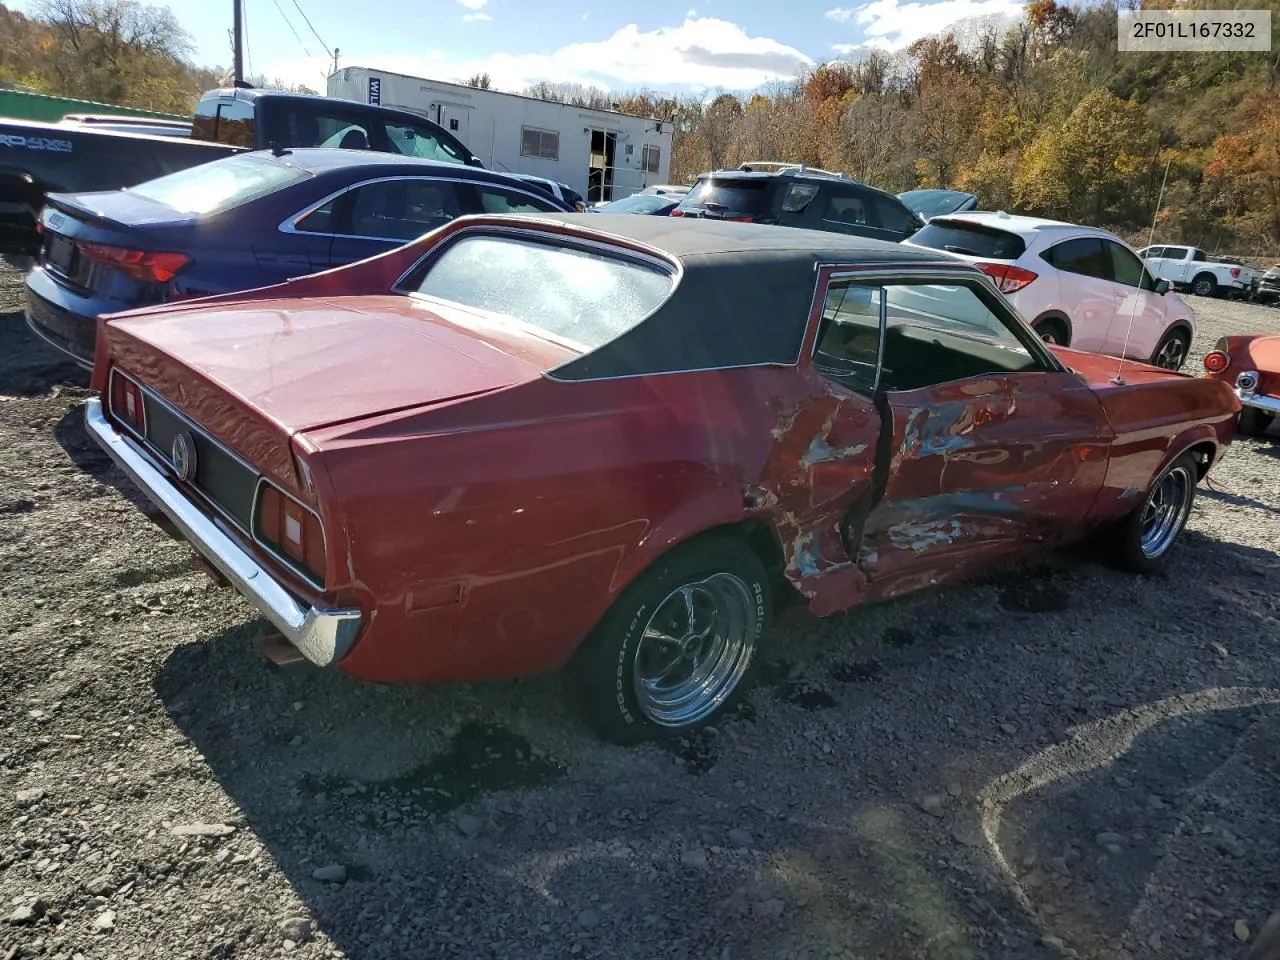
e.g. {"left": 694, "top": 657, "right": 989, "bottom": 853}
{"left": 564, "top": 536, "right": 770, "bottom": 743}
{"left": 1138, "top": 463, "right": 1194, "bottom": 559}
{"left": 634, "top": 573, "right": 758, "bottom": 728}
{"left": 1152, "top": 335, "right": 1187, "bottom": 370}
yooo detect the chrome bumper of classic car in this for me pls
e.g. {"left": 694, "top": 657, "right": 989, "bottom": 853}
{"left": 1236, "top": 372, "right": 1280, "bottom": 415}
{"left": 84, "top": 396, "right": 363, "bottom": 667}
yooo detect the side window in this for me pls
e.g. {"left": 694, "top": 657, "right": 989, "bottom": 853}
{"left": 781, "top": 183, "right": 818, "bottom": 213}
{"left": 873, "top": 196, "right": 918, "bottom": 236}
{"left": 1042, "top": 238, "right": 1110, "bottom": 280}
{"left": 346, "top": 179, "right": 465, "bottom": 240}
{"left": 1105, "top": 240, "right": 1151, "bottom": 288}
{"left": 1142, "top": 246, "right": 1165, "bottom": 259}
{"left": 814, "top": 281, "right": 884, "bottom": 397}
{"left": 293, "top": 197, "right": 339, "bottom": 234}
{"left": 475, "top": 185, "right": 561, "bottom": 214}
{"left": 1192, "top": 248, "right": 1209, "bottom": 262}
{"left": 193, "top": 98, "right": 254, "bottom": 147}
{"left": 813, "top": 279, "right": 1041, "bottom": 396}
{"left": 384, "top": 121, "right": 467, "bottom": 165}
{"left": 818, "top": 189, "right": 879, "bottom": 228}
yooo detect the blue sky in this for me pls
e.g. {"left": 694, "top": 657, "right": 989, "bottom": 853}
{"left": 15, "top": 0, "right": 1027, "bottom": 94}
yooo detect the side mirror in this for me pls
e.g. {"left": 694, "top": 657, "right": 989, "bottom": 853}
{"left": 1154, "top": 278, "right": 1170, "bottom": 295}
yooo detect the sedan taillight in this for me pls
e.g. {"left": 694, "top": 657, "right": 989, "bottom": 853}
{"left": 255, "top": 482, "right": 326, "bottom": 586}
{"left": 109, "top": 371, "right": 147, "bottom": 434}
{"left": 78, "top": 242, "right": 190, "bottom": 284}
{"left": 974, "top": 262, "right": 1038, "bottom": 293}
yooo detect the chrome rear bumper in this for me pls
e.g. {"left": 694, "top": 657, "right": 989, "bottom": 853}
{"left": 84, "top": 396, "right": 363, "bottom": 667}
{"left": 1238, "top": 390, "right": 1280, "bottom": 415}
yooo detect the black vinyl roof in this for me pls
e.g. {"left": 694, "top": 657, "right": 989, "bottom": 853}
{"left": 489, "top": 214, "right": 961, "bottom": 381}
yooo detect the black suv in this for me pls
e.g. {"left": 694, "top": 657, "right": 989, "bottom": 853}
{"left": 671, "top": 163, "right": 924, "bottom": 242}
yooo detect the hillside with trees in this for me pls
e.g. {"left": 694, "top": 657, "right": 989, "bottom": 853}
{"left": 3, "top": 0, "right": 1278, "bottom": 254}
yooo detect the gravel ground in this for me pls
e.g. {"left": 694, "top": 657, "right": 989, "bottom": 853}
{"left": 2, "top": 265, "right": 1279, "bottom": 960}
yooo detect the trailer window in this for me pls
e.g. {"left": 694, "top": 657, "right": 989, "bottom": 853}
{"left": 521, "top": 127, "right": 559, "bottom": 161}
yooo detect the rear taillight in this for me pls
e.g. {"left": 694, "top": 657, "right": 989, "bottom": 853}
{"left": 1229, "top": 266, "right": 1241, "bottom": 279}
{"left": 109, "top": 371, "right": 147, "bottom": 435}
{"left": 1203, "top": 350, "right": 1229, "bottom": 373}
{"left": 975, "top": 262, "right": 1038, "bottom": 293}
{"left": 77, "top": 242, "right": 190, "bottom": 284}
{"left": 255, "top": 482, "right": 326, "bottom": 586}
{"left": 669, "top": 209, "right": 684, "bottom": 217}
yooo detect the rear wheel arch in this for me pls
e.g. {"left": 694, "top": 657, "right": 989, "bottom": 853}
{"left": 1030, "top": 311, "right": 1072, "bottom": 345}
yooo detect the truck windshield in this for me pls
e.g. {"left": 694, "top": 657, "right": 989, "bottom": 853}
{"left": 127, "top": 154, "right": 312, "bottom": 216}
{"left": 407, "top": 234, "right": 674, "bottom": 352}
{"left": 383, "top": 122, "right": 469, "bottom": 164}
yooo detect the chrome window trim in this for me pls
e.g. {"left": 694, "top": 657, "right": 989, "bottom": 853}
{"left": 390, "top": 221, "right": 680, "bottom": 293}
{"left": 390, "top": 222, "right": 684, "bottom": 380}
{"left": 277, "top": 174, "right": 564, "bottom": 242}
{"left": 248, "top": 477, "right": 328, "bottom": 591}
{"left": 813, "top": 265, "right": 1066, "bottom": 377}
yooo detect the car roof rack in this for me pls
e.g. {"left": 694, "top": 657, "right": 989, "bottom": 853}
{"left": 736, "top": 160, "right": 850, "bottom": 180}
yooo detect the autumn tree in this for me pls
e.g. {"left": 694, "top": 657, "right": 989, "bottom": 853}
{"left": 1204, "top": 91, "right": 1280, "bottom": 242}
{"left": 1014, "top": 89, "right": 1156, "bottom": 221}
{"left": 34, "top": 0, "right": 200, "bottom": 111}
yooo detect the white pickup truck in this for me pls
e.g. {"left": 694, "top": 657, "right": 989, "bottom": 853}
{"left": 1137, "top": 244, "right": 1255, "bottom": 299}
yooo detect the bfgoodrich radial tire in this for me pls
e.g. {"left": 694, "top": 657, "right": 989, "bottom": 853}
{"left": 563, "top": 536, "right": 771, "bottom": 744}
{"left": 1100, "top": 452, "right": 1198, "bottom": 574}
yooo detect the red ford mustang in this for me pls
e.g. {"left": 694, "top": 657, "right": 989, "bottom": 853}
{"left": 84, "top": 213, "right": 1241, "bottom": 742}
{"left": 1203, "top": 334, "right": 1280, "bottom": 438}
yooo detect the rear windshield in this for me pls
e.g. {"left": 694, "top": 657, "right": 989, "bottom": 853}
{"left": 908, "top": 219, "right": 1027, "bottom": 259}
{"left": 408, "top": 235, "right": 675, "bottom": 352}
{"left": 676, "top": 177, "right": 773, "bottom": 215}
{"left": 600, "top": 194, "right": 673, "bottom": 214}
{"left": 899, "top": 189, "right": 976, "bottom": 219}
{"left": 127, "top": 154, "right": 311, "bottom": 216}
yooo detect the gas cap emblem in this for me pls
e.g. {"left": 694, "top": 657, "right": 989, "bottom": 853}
{"left": 171, "top": 432, "right": 197, "bottom": 482}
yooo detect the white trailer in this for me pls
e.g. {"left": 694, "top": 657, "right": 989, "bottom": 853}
{"left": 327, "top": 66, "right": 674, "bottom": 203}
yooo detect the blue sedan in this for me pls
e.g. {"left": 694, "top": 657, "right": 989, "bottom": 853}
{"left": 25, "top": 148, "right": 571, "bottom": 366}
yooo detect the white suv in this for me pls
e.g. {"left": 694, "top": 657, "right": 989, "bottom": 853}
{"left": 903, "top": 212, "right": 1197, "bottom": 370}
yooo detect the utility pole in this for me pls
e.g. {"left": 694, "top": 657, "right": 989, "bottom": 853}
{"left": 332, "top": 48, "right": 340, "bottom": 75}
{"left": 233, "top": 0, "right": 244, "bottom": 85}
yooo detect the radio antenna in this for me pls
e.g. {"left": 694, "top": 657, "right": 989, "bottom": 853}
{"left": 1111, "top": 155, "right": 1172, "bottom": 386}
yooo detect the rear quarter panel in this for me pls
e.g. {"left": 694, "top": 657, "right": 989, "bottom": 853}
{"left": 1086, "top": 371, "right": 1239, "bottom": 523}
{"left": 304, "top": 366, "right": 813, "bottom": 684}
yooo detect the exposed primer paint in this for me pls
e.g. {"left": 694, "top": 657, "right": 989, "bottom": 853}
{"left": 790, "top": 530, "right": 821, "bottom": 577}
{"left": 888, "top": 518, "right": 965, "bottom": 552}
{"left": 800, "top": 435, "right": 869, "bottom": 470}
{"left": 770, "top": 407, "right": 802, "bottom": 441}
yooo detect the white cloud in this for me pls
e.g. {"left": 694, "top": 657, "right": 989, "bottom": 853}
{"left": 686, "top": 7, "right": 698, "bottom": 15}
{"left": 826, "top": 0, "right": 1024, "bottom": 49}
{"left": 462, "top": 11, "right": 492, "bottom": 21}
{"left": 457, "top": 0, "right": 488, "bottom": 8}
{"left": 268, "top": 16, "right": 812, "bottom": 93}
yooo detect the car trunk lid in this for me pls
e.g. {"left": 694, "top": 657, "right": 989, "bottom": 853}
{"left": 39, "top": 193, "right": 193, "bottom": 295}
{"left": 102, "top": 293, "right": 580, "bottom": 445}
